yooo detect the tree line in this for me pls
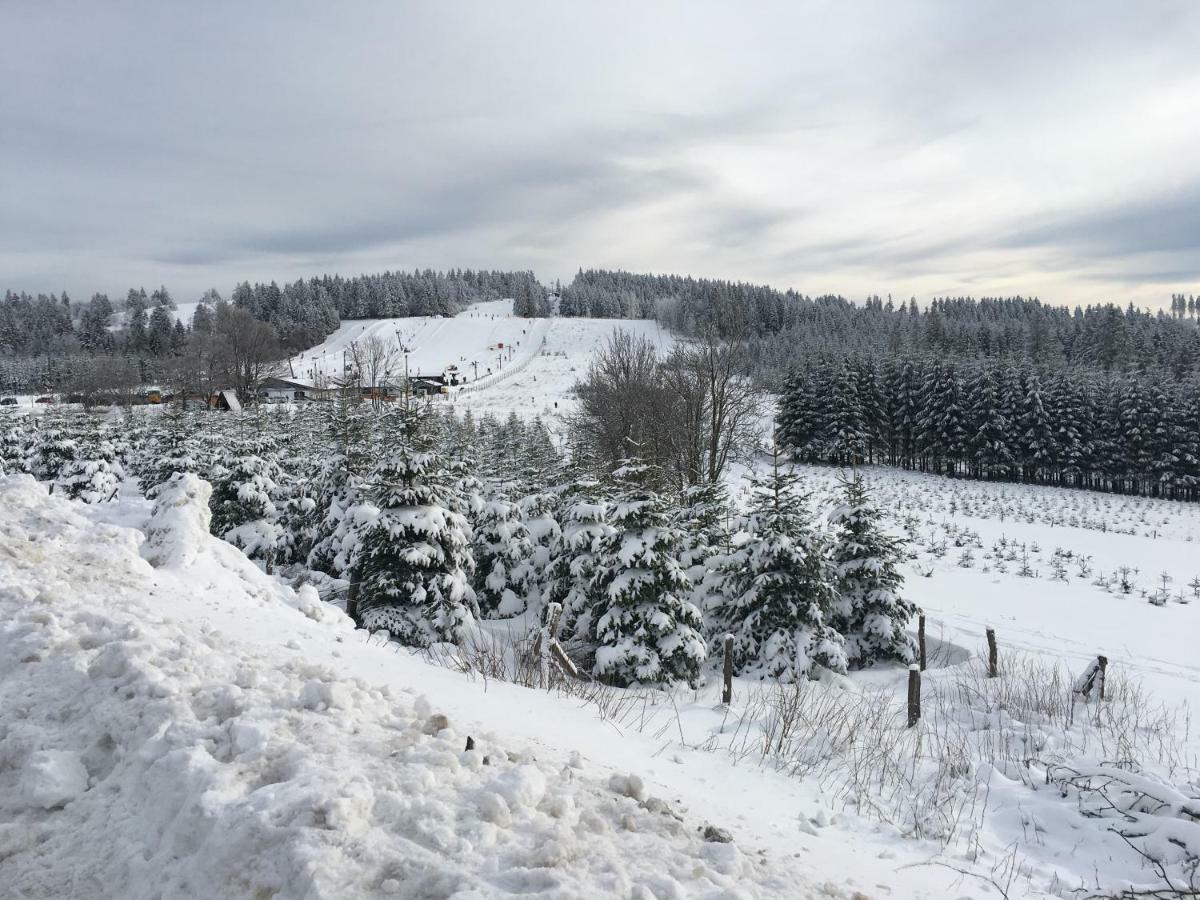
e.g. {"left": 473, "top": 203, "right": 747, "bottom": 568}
{"left": 1, "top": 269, "right": 547, "bottom": 393}
{"left": 558, "top": 269, "right": 1200, "bottom": 384}
{"left": 778, "top": 354, "right": 1200, "bottom": 500}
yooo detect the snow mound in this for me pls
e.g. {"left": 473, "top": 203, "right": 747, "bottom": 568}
{"left": 143, "top": 472, "right": 213, "bottom": 568}
{"left": 0, "top": 475, "right": 815, "bottom": 898}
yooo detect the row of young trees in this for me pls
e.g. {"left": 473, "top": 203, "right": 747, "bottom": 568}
{"left": 779, "top": 355, "right": 1200, "bottom": 500}
{"left": 1, "top": 399, "right": 915, "bottom": 686}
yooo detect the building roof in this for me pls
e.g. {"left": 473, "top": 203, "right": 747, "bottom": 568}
{"left": 218, "top": 389, "right": 242, "bottom": 412}
{"left": 260, "top": 376, "right": 322, "bottom": 390}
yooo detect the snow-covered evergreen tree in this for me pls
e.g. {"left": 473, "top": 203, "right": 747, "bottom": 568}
{"left": 587, "top": 461, "right": 706, "bottom": 687}
{"left": 308, "top": 387, "right": 375, "bottom": 577}
{"left": 0, "top": 412, "right": 30, "bottom": 474}
{"left": 472, "top": 491, "right": 536, "bottom": 617}
{"left": 715, "top": 448, "right": 846, "bottom": 680}
{"left": 672, "top": 480, "right": 733, "bottom": 619}
{"left": 56, "top": 417, "right": 124, "bottom": 503}
{"left": 143, "top": 410, "right": 206, "bottom": 499}
{"left": 827, "top": 473, "right": 916, "bottom": 667}
{"left": 355, "top": 409, "right": 478, "bottom": 646}
{"left": 209, "top": 444, "right": 284, "bottom": 564}
{"left": 545, "top": 473, "right": 612, "bottom": 644}
{"left": 25, "top": 414, "right": 79, "bottom": 486}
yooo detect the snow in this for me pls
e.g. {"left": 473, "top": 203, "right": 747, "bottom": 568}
{"left": 6, "top": 463, "right": 1200, "bottom": 895}
{"left": 0, "top": 474, "right": 829, "bottom": 898}
{"left": 292, "top": 299, "right": 675, "bottom": 438}
{"left": 20, "top": 750, "right": 89, "bottom": 810}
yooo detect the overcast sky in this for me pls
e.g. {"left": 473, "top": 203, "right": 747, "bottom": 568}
{"left": 3, "top": 2, "right": 1199, "bottom": 308}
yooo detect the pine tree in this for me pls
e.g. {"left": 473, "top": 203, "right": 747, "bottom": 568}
{"left": 142, "top": 410, "right": 207, "bottom": 498}
{"left": 828, "top": 474, "right": 915, "bottom": 667}
{"left": 0, "top": 411, "right": 30, "bottom": 474}
{"left": 965, "top": 364, "right": 1012, "bottom": 479}
{"left": 1018, "top": 369, "right": 1057, "bottom": 483}
{"left": 25, "top": 413, "right": 79, "bottom": 484}
{"left": 587, "top": 461, "right": 706, "bottom": 687}
{"left": 308, "top": 387, "right": 375, "bottom": 577}
{"left": 715, "top": 448, "right": 846, "bottom": 680}
{"left": 355, "top": 411, "right": 478, "bottom": 646}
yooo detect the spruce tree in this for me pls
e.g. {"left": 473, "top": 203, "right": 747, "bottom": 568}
{"left": 0, "top": 411, "right": 30, "bottom": 474}
{"left": 355, "top": 410, "right": 478, "bottom": 646}
{"left": 308, "top": 386, "right": 375, "bottom": 577}
{"left": 56, "top": 416, "right": 123, "bottom": 503}
{"left": 828, "top": 474, "right": 915, "bottom": 667}
{"left": 143, "top": 410, "right": 206, "bottom": 499}
{"left": 25, "top": 413, "right": 79, "bottom": 485}
{"left": 715, "top": 448, "right": 846, "bottom": 680}
{"left": 587, "top": 461, "right": 706, "bottom": 687}
{"left": 209, "top": 444, "right": 284, "bottom": 563}
{"left": 545, "top": 472, "right": 613, "bottom": 644}
{"left": 472, "top": 492, "right": 536, "bottom": 617}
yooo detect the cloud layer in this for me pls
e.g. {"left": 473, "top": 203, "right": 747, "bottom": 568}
{"left": 2, "top": 1, "right": 1198, "bottom": 307}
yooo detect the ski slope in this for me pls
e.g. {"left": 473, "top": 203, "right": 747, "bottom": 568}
{"left": 292, "top": 300, "right": 550, "bottom": 385}
{"left": 291, "top": 300, "right": 676, "bottom": 430}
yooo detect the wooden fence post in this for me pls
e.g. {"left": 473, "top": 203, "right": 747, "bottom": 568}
{"left": 346, "top": 579, "right": 360, "bottom": 625}
{"left": 1097, "top": 655, "right": 1108, "bottom": 700}
{"left": 531, "top": 601, "right": 563, "bottom": 659}
{"left": 918, "top": 614, "right": 927, "bottom": 671}
{"left": 722, "top": 634, "right": 734, "bottom": 705}
{"left": 907, "top": 665, "right": 921, "bottom": 727}
{"left": 986, "top": 628, "right": 998, "bottom": 678}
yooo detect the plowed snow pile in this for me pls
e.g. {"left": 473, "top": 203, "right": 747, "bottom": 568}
{"left": 0, "top": 475, "right": 816, "bottom": 899}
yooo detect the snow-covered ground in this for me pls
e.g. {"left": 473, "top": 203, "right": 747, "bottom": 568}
{"left": 0, "top": 475, "right": 832, "bottom": 899}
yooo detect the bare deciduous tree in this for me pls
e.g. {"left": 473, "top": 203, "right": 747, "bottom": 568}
{"left": 350, "top": 334, "right": 400, "bottom": 406}
{"left": 570, "top": 329, "right": 762, "bottom": 488}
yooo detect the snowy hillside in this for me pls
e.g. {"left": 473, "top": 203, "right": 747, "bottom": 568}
{"left": 291, "top": 300, "right": 675, "bottom": 428}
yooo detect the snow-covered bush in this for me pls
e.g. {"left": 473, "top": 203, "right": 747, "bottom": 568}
{"left": 143, "top": 472, "right": 213, "bottom": 568}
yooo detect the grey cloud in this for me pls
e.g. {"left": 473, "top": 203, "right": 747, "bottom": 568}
{"left": 1004, "top": 186, "right": 1200, "bottom": 258}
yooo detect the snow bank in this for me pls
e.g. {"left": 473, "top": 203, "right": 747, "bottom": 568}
{"left": 0, "top": 475, "right": 816, "bottom": 898}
